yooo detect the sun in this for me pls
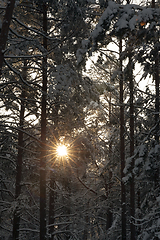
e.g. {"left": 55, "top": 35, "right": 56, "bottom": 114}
{"left": 56, "top": 145, "right": 68, "bottom": 157}
{"left": 47, "top": 137, "right": 78, "bottom": 167}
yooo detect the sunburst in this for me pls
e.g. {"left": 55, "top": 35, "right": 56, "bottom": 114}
{"left": 47, "top": 137, "right": 80, "bottom": 170}
{"left": 56, "top": 145, "right": 68, "bottom": 157}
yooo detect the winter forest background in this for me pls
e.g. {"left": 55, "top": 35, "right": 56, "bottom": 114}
{"left": 0, "top": 0, "right": 160, "bottom": 239}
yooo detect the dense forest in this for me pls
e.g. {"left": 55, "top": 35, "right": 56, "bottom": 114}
{"left": 0, "top": 0, "right": 160, "bottom": 239}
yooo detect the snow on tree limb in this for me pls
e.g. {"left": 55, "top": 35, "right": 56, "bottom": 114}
{"left": 77, "top": 1, "right": 160, "bottom": 65}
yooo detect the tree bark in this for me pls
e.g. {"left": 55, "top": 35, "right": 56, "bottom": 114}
{"left": 0, "top": 0, "right": 16, "bottom": 76}
{"left": 49, "top": 172, "right": 56, "bottom": 240}
{"left": 154, "top": 55, "right": 159, "bottom": 187}
{"left": 128, "top": 52, "right": 135, "bottom": 240}
{"left": 106, "top": 90, "right": 113, "bottom": 230}
{"left": 155, "top": 55, "right": 159, "bottom": 144}
{"left": 152, "top": 0, "right": 159, "bottom": 145}
{"left": 12, "top": 61, "right": 27, "bottom": 239}
{"left": 152, "top": 0, "right": 159, "bottom": 186}
{"left": 126, "top": 0, "right": 135, "bottom": 237}
{"left": 83, "top": 201, "right": 89, "bottom": 240}
{"left": 119, "top": 38, "right": 126, "bottom": 240}
{"left": 40, "top": 3, "right": 47, "bottom": 240}
{"left": 48, "top": 94, "right": 59, "bottom": 239}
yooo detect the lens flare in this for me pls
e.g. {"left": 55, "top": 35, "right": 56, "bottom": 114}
{"left": 56, "top": 145, "right": 67, "bottom": 157}
{"left": 47, "top": 136, "right": 80, "bottom": 169}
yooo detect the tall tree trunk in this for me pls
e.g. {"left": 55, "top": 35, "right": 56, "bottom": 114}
{"left": 106, "top": 91, "right": 113, "bottom": 230}
{"left": 40, "top": 3, "right": 47, "bottom": 240}
{"left": 126, "top": 0, "right": 136, "bottom": 236}
{"left": 0, "top": 0, "right": 16, "bottom": 76}
{"left": 154, "top": 55, "right": 159, "bottom": 187}
{"left": 128, "top": 52, "right": 135, "bottom": 240}
{"left": 155, "top": 55, "right": 159, "bottom": 145}
{"left": 152, "top": 0, "right": 159, "bottom": 186}
{"left": 83, "top": 201, "right": 89, "bottom": 240}
{"left": 49, "top": 172, "right": 56, "bottom": 240}
{"left": 119, "top": 38, "right": 126, "bottom": 240}
{"left": 12, "top": 61, "right": 27, "bottom": 239}
{"left": 64, "top": 177, "right": 71, "bottom": 240}
{"left": 152, "top": 0, "right": 159, "bottom": 145}
{"left": 48, "top": 94, "right": 59, "bottom": 239}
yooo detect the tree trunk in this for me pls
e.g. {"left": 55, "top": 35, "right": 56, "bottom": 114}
{"left": 126, "top": 0, "right": 136, "bottom": 237}
{"left": 83, "top": 201, "right": 89, "bottom": 240}
{"left": 155, "top": 56, "right": 159, "bottom": 145}
{"left": 119, "top": 38, "right": 126, "bottom": 240}
{"left": 48, "top": 94, "right": 59, "bottom": 239}
{"left": 152, "top": 0, "right": 159, "bottom": 186}
{"left": 128, "top": 52, "right": 135, "bottom": 240}
{"left": 154, "top": 55, "right": 159, "bottom": 187}
{"left": 40, "top": 3, "right": 47, "bottom": 240}
{"left": 12, "top": 61, "right": 27, "bottom": 239}
{"left": 49, "top": 172, "right": 56, "bottom": 240}
{"left": 0, "top": 0, "right": 16, "bottom": 76}
{"left": 152, "top": 0, "right": 159, "bottom": 145}
{"left": 106, "top": 90, "right": 113, "bottom": 231}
